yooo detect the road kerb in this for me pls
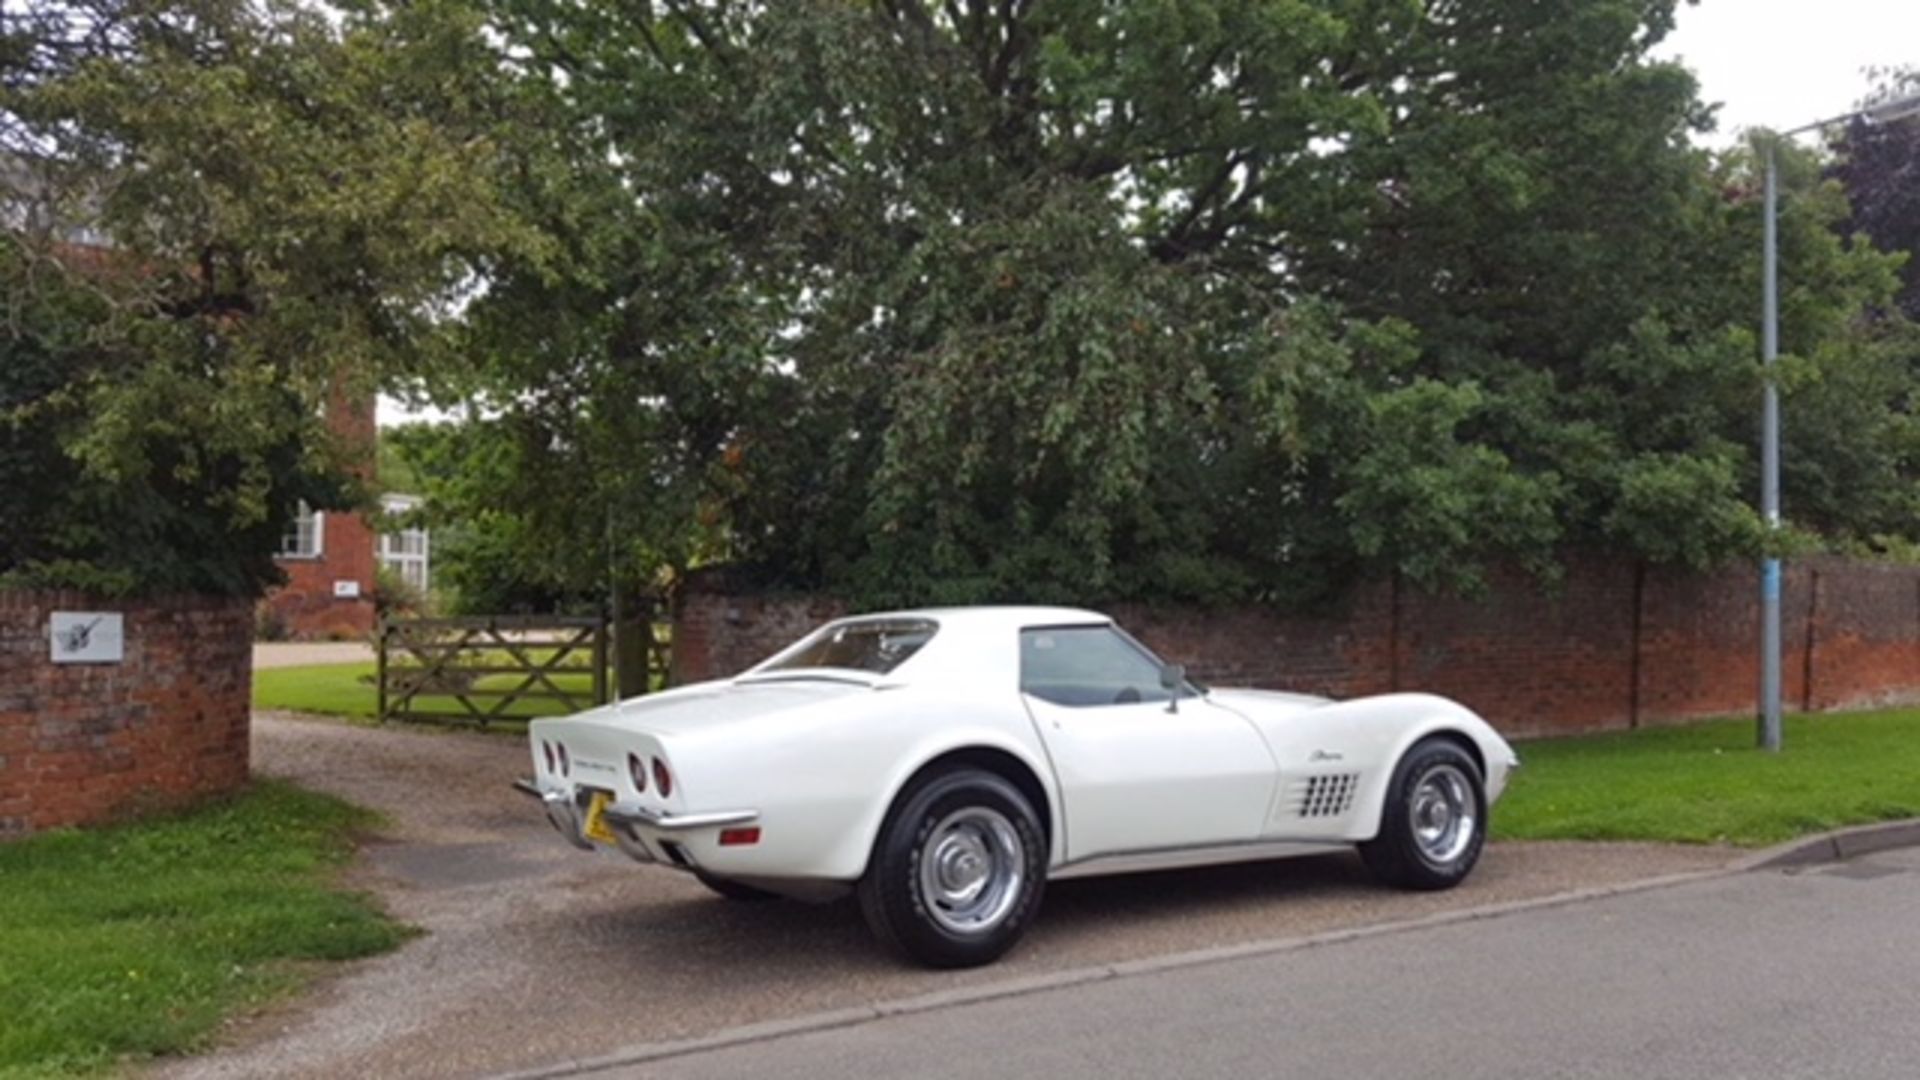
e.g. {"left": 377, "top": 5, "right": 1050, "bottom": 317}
{"left": 485, "top": 1007, "right": 887, "bottom": 1080}
{"left": 872, "top": 967, "right": 1118, "bottom": 1017}
{"left": 1734, "top": 817, "right": 1920, "bottom": 872}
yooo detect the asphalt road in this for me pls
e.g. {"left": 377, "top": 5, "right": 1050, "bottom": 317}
{"left": 159, "top": 714, "right": 1728, "bottom": 1080}
{"left": 623, "top": 845, "right": 1920, "bottom": 1080}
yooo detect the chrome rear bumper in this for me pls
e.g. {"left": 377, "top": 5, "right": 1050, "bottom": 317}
{"left": 603, "top": 806, "right": 758, "bottom": 831}
{"left": 539, "top": 788, "right": 595, "bottom": 852}
{"left": 511, "top": 779, "right": 756, "bottom": 866}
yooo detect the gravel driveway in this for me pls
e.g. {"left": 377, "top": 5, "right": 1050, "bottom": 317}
{"left": 158, "top": 714, "right": 1731, "bottom": 1080}
{"left": 253, "top": 642, "right": 375, "bottom": 669}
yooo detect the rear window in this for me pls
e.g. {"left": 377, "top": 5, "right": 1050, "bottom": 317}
{"left": 760, "top": 618, "right": 938, "bottom": 675}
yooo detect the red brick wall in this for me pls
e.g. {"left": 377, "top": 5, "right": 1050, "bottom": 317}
{"left": 671, "top": 557, "right": 1920, "bottom": 739}
{"left": 266, "top": 508, "right": 379, "bottom": 639}
{"left": 1801, "top": 561, "right": 1920, "bottom": 712}
{"left": 262, "top": 388, "right": 378, "bottom": 640}
{"left": 670, "top": 584, "right": 848, "bottom": 687}
{"left": 0, "top": 590, "right": 252, "bottom": 839}
{"left": 1112, "top": 583, "right": 1401, "bottom": 702}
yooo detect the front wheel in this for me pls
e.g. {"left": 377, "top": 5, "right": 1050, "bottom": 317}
{"left": 1360, "top": 738, "right": 1487, "bottom": 891}
{"left": 857, "top": 768, "right": 1047, "bottom": 968}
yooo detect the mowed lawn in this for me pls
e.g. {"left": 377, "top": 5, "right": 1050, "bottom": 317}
{"left": 1495, "top": 707, "right": 1920, "bottom": 846}
{"left": 0, "top": 783, "right": 410, "bottom": 1076}
{"left": 252, "top": 661, "right": 599, "bottom": 723}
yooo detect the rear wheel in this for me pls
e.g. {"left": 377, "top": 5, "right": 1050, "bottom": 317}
{"left": 1360, "top": 738, "right": 1486, "bottom": 891}
{"left": 693, "top": 871, "right": 778, "bottom": 902}
{"left": 857, "top": 768, "right": 1046, "bottom": 968}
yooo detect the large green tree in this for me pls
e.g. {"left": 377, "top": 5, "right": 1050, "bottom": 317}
{"left": 1, "top": 0, "right": 539, "bottom": 595}
{"left": 16, "top": 0, "right": 1914, "bottom": 613}
{"left": 1833, "top": 69, "right": 1920, "bottom": 319}
{"left": 432, "top": 0, "right": 1915, "bottom": 611}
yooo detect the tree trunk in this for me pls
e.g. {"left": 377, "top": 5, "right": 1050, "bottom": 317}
{"left": 610, "top": 587, "right": 654, "bottom": 700}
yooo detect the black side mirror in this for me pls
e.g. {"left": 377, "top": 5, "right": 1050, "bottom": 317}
{"left": 1161, "top": 663, "right": 1185, "bottom": 713}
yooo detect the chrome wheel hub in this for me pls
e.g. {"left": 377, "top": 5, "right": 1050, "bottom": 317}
{"left": 918, "top": 807, "right": 1024, "bottom": 936}
{"left": 1409, "top": 763, "right": 1477, "bottom": 867}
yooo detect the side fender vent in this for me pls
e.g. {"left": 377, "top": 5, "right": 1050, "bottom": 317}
{"left": 1298, "top": 773, "right": 1359, "bottom": 818}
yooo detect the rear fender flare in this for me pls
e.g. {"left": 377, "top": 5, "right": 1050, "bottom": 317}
{"left": 831, "top": 731, "right": 1062, "bottom": 881}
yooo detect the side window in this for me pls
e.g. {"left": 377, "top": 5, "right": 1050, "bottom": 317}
{"left": 278, "top": 501, "right": 323, "bottom": 559}
{"left": 1020, "top": 626, "right": 1172, "bottom": 708}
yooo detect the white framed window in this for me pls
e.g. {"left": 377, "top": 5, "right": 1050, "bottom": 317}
{"left": 378, "top": 494, "right": 431, "bottom": 592}
{"left": 278, "top": 501, "right": 324, "bottom": 559}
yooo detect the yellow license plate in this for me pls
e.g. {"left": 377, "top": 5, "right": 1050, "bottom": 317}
{"left": 581, "top": 791, "right": 618, "bottom": 846}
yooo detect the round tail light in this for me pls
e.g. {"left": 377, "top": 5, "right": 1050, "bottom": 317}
{"left": 652, "top": 757, "right": 673, "bottom": 799}
{"left": 542, "top": 741, "right": 556, "bottom": 773}
{"left": 557, "top": 743, "right": 570, "bottom": 777}
{"left": 628, "top": 752, "right": 648, "bottom": 793}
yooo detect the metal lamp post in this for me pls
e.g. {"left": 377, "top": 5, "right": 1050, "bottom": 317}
{"left": 1757, "top": 90, "right": 1920, "bottom": 752}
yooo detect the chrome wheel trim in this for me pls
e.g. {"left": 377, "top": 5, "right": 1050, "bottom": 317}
{"left": 917, "top": 806, "right": 1024, "bottom": 936}
{"left": 1409, "top": 763, "right": 1477, "bottom": 867}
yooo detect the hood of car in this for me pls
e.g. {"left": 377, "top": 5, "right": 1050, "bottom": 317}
{"left": 1203, "top": 687, "right": 1332, "bottom": 718}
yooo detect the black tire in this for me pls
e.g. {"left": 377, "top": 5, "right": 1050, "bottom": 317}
{"left": 693, "top": 871, "right": 779, "bottom": 902}
{"left": 1359, "top": 738, "right": 1487, "bottom": 891}
{"left": 857, "top": 767, "right": 1047, "bottom": 969}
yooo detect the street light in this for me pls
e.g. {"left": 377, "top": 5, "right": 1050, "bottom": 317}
{"left": 1756, "top": 89, "right": 1920, "bottom": 753}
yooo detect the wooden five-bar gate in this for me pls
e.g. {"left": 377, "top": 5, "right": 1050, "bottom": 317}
{"left": 376, "top": 615, "right": 610, "bottom": 726}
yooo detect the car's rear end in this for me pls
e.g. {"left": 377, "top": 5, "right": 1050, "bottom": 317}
{"left": 522, "top": 612, "right": 1020, "bottom": 901}
{"left": 521, "top": 677, "right": 891, "bottom": 893}
{"left": 526, "top": 709, "right": 758, "bottom": 870}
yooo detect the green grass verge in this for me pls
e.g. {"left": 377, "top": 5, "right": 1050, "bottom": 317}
{"left": 1494, "top": 708, "right": 1920, "bottom": 846}
{"left": 252, "top": 661, "right": 597, "bottom": 723}
{"left": 0, "top": 782, "right": 411, "bottom": 1077}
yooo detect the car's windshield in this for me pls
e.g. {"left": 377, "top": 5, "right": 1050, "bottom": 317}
{"left": 755, "top": 618, "right": 938, "bottom": 676}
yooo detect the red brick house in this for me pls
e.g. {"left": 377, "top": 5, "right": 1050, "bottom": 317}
{"left": 262, "top": 391, "right": 380, "bottom": 639}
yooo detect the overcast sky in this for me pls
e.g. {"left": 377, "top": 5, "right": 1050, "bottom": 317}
{"left": 1659, "top": 0, "right": 1919, "bottom": 145}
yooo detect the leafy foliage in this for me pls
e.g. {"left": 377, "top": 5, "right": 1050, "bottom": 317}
{"left": 1, "top": 0, "right": 540, "bottom": 596}
{"left": 1833, "top": 69, "right": 1920, "bottom": 319}
{"left": 430, "top": 0, "right": 1918, "bottom": 608}
{"left": 383, "top": 420, "right": 615, "bottom": 614}
{"left": 0, "top": 243, "right": 346, "bottom": 595}
{"left": 9, "top": 1, "right": 1919, "bottom": 608}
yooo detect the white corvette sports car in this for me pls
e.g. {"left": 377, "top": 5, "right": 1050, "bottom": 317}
{"left": 521, "top": 606, "right": 1519, "bottom": 967}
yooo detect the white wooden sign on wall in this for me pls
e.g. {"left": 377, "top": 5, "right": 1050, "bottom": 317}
{"left": 50, "top": 612, "right": 125, "bottom": 664}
